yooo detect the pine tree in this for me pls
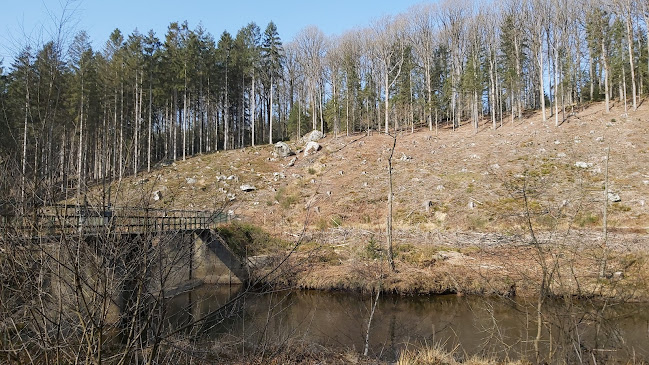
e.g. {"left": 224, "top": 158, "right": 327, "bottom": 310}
{"left": 262, "top": 21, "right": 283, "bottom": 144}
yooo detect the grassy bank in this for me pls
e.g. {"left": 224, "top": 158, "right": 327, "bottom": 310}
{"left": 233, "top": 224, "right": 649, "bottom": 301}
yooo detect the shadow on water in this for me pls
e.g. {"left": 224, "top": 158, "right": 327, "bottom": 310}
{"left": 165, "top": 285, "right": 649, "bottom": 362}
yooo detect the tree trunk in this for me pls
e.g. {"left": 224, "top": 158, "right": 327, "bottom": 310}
{"left": 554, "top": 47, "right": 559, "bottom": 127}
{"left": 183, "top": 80, "right": 187, "bottom": 161}
{"left": 602, "top": 41, "right": 610, "bottom": 113}
{"left": 77, "top": 76, "right": 84, "bottom": 199}
{"left": 625, "top": 16, "right": 637, "bottom": 110}
{"left": 251, "top": 73, "right": 256, "bottom": 147}
{"left": 537, "top": 42, "right": 546, "bottom": 122}
{"left": 269, "top": 75, "right": 273, "bottom": 144}
{"left": 147, "top": 77, "right": 152, "bottom": 172}
{"left": 22, "top": 76, "right": 30, "bottom": 212}
{"left": 387, "top": 135, "right": 396, "bottom": 272}
{"left": 384, "top": 68, "right": 389, "bottom": 134}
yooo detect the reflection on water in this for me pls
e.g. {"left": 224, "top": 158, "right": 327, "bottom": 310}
{"left": 166, "top": 285, "right": 649, "bottom": 362}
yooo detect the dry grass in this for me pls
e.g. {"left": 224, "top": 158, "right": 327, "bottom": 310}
{"left": 397, "top": 343, "right": 528, "bottom": 365}
{"left": 79, "top": 100, "right": 649, "bottom": 236}
{"left": 75, "top": 100, "right": 649, "bottom": 300}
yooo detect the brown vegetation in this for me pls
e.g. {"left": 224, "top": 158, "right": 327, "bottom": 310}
{"left": 82, "top": 101, "right": 649, "bottom": 300}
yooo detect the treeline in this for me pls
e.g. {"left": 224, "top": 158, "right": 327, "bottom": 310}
{"left": 0, "top": 0, "right": 647, "bottom": 207}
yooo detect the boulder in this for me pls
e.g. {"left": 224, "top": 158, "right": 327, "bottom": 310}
{"left": 608, "top": 192, "right": 621, "bottom": 202}
{"left": 152, "top": 190, "right": 163, "bottom": 201}
{"left": 423, "top": 200, "right": 434, "bottom": 213}
{"left": 240, "top": 184, "right": 257, "bottom": 192}
{"left": 302, "top": 130, "right": 325, "bottom": 143}
{"left": 304, "top": 141, "right": 321, "bottom": 156}
{"left": 274, "top": 141, "right": 294, "bottom": 158}
{"left": 399, "top": 153, "right": 412, "bottom": 161}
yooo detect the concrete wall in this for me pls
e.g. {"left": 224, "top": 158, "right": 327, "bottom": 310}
{"left": 192, "top": 230, "right": 248, "bottom": 285}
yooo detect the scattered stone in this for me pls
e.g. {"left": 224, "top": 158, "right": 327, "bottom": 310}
{"left": 274, "top": 141, "right": 294, "bottom": 158}
{"left": 240, "top": 184, "right": 257, "bottom": 192}
{"left": 227, "top": 175, "right": 237, "bottom": 181}
{"left": 339, "top": 170, "right": 344, "bottom": 175}
{"left": 436, "top": 185, "right": 445, "bottom": 191}
{"left": 292, "top": 174, "right": 303, "bottom": 179}
{"left": 554, "top": 140, "right": 561, "bottom": 145}
{"left": 607, "top": 192, "right": 621, "bottom": 202}
{"left": 469, "top": 154, "right": 480, "bottom": 160}
{"left": 304, "top": 141, "right": 321, "bottom": 156}
{"left": 595, "top": 136, "right": 604, "bottom": 142}
{"left": 557, "top": 153, "right": 567, "bottom": 158}
{"left": 468, "top": 200, "right": 475, "bottom": 209}
{"left": 302, "top": 130, "right": 325, "bottom": 143}
{"left": 152, "top": 190, "right": 162, "bottom": 201}
{"left": 575, "top": 161, "right": 592, "bottom": 169}
{"left": 423, "top": 200, "right": 434, "bottom": 213}
{"left": 400, "top": 153, "right": 412, "bottom": 161}
{"left": 186, "top": 177, "right": 197, "bottom": 184}
{"left": 490, "top": 164, "right": 500, "bottom": 170}
{"left": 227, "top": 193, "right": 236, "bottom": 201}
{"left": 434, "top": 250, "right": 469, "bottom": 263}
{"left": 287, "top": 156, "right": 297, "bottom": 167}
{"left": 327, "top": 191, "right": 332, "bottom": 196}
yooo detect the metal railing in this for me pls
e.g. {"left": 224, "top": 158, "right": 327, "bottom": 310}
{"left": 0, "top": 205, "right": 231, "bottom": 237}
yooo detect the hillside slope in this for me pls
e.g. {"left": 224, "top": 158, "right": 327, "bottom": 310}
{"left": 79, "top": 100, "right": 649, "bottom": 298}
{"left": 96, "top": 101, "right": 649, "bottom": 235}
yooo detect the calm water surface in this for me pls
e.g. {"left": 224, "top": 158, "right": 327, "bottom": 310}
{"left": 167, "top": 285, "right": 649, "bottom": 362}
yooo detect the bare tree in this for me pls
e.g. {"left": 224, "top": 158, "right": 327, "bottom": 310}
{"left": 339, "top": 30, "right": 362, "bottom": 136}
{"left": 438, "top": 0, "right": 470, "bottom": 130}
{"left": 526, "top": 0, "right": 550, "bottom": 123}
{"left": 294, "top": 26, "right": 327, "bottom": 133}
{"left": 368, "top": 16, "right": 407, "bottom": 134}
{"left": 613, "top": 0, "right": 638, "bottom": 110}
{"left": 325, "top": 36, "right": 343, "bottom": 137}
{"left": 409, "top": 3, "right": 439, "bottom": 133}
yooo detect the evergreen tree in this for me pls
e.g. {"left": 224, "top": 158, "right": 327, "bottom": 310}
{"left": 261, "top": 21, "right": 283, "bottom": 144}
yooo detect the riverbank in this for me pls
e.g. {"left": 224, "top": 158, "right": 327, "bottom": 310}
{"left": 247, "top": 226, "right": 649, "bottom": 301}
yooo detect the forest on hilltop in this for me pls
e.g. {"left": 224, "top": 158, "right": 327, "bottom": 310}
{"left": 0, "top": 0, "right": 646, "bottom": 210}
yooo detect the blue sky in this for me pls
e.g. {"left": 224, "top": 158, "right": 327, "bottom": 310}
{"left": 1, "top": 0, "right": 426, "bottom": 66}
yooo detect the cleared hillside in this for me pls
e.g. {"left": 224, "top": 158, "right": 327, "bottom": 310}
{"left": 92, "top": 101, "right": 649, "bottom": 235}
{"left": 79, "top": 101, "right": 649, "bottom": 299}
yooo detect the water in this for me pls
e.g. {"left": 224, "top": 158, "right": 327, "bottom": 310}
{"left": 167, "top": 285, "right": 649, "bottom": 362}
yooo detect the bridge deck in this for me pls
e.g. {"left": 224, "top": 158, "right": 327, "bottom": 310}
{"left": 0, "top": 205, "right": 230, "bottom": 237}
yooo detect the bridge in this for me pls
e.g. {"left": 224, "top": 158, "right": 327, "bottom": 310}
{"left": 0, "top": 204, "right": 231, "bottom": 237}
{"left": 0, "top": 204, "right": 248, "bottom": 297}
